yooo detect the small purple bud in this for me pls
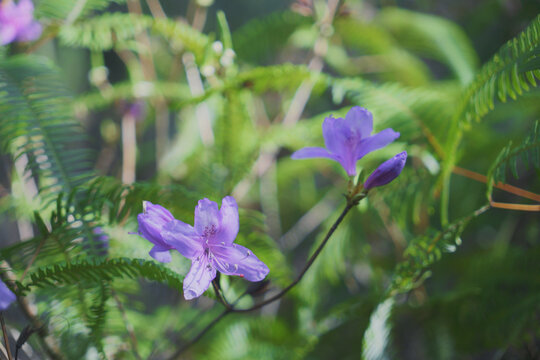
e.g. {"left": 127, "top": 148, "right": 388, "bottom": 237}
{"left": 364, "top": 151, "right": 407, "bottom": 190}
{"left": 137, "top": 201, "right": 174, "bottom": 248}
{"left": 0, "top": 280, "right": 16, "bottom": 310}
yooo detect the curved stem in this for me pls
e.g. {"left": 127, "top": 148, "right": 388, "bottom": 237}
{"left": 234, "top": 201, "right": 355, "bottom": 312}
{"left": 169, "top": 199, "right": 357, "bottom": 358}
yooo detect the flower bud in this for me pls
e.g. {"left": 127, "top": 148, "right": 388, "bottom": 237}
{"left": 137, "top": 201, "right": 174, "bottom": 248}
{"left": 364, "top": 151, "right": 407, "bottom": 190}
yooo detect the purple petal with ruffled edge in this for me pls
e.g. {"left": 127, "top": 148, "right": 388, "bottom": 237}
{"left": 211, "top": 244, "right": 269, "bottom": 282}
{"left": 161, "top": 219, "right": 203, "bottom": 259}
{"left": 356, "top": 128, "right": 400, "bottom": 160}
{"left": 213, "top": 196, "right": 239, "bottom": 246}
{"left": 137, "top": 201, "right": 175, "bottom": 249}
{"left": 183, "top": 254, "right": 216, "bottom": 300}
{"left": 0, "top": 280, "right": 16, "bottom": 311}
{"left": 364, "top": 151, "right": 407, "bottom": 190}
{"left": 194, "top": 198, "right": 221, "bottom": 236}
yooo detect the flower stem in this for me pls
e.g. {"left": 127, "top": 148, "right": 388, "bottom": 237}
{"left": 234, "top": 200, "right": 356, "bottom": 312}
{"left": 169, "top": 199, "right": 358, "bottom": 358}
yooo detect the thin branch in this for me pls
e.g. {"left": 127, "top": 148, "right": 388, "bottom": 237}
{"left": 489, "top": 201, "right": 540, "bottom": 211}
{"left": 234, "top": 200, "right": 355, "bottom": 312}
{"left": 211, "top": 280, "right": 233, "bottom": 311}
{"left": 453, "top": 166, "right": 540, "bottom": 202}
{"left": 169, "top": 198, "right": 358, "bottom": 358}
{"left": 0, "top": 313, "right": 13, "bottom": 360}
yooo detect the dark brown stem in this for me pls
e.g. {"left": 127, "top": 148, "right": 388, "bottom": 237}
{"left": 1, "top": 312, "right": 13, "bottom": 360}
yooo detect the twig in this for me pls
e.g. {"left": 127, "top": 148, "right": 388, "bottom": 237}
{"left": 234, "top": 200, "right": 356, "bottom": 312}
{"left": 211, "top": 280, "right": 233, "bottom": 311}
{"left": 489, "top": 201, "right": 540, "bottom": 211}
{"left": 169, "top": 198, "right": 358, "bottom": 357}
{"left": 453, "top": 166, "right": 540, "bottom": 202}
{"left": 0, "top": 313, "right": 13, "bottom": 360}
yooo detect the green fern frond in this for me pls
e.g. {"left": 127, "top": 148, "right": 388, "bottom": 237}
{"left": 60, "top": 12, "right": 208, "bottom": 59}
{"left": 76, "top": 81, "right": 191, "bottom": 111}
{"left": 332, "top": 77, "right": 456, "bottom": 150}
{"left": 376, "top": 7, "right": 479, "bottom": 84}
{"left": 36, "top": 0, "right": 125, "bottom": 21}
{"left": 486, "top": 120, "right": 540, "bottom": 199}
{"left": 0, "top": 55, "right": 95, "bottom": 205}
{"left": 233, "top": 11, "right": 311, "bottom": 63}
{"left": 389, "top": 204, "right": 489, "bottom": 296}
{"left": 173, "top": 64, "right": 327, "bottom": 109}
{"left": 238, "top": 64, "right": 328, "bottom": 94}
{"left": 456, "top": 14, "right": 540, "bottom": 123}
{"left": 24, "top": 258, "right": 184, "bottom": 293}
{"left": 87, "top": 281, "right": 111, "bottom": 355}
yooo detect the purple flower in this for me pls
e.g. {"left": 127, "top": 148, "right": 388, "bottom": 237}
{"left": 291, "top": 107, "right": 400, "bottom": 176}
{"left": 0, "top": 0, "right": 42, "bottom": 46}
{"left": 159, "top": 196, "right": 269, "bottom": 300}
{"left": 0, "top": 280, "right": 16, "bottom": 310}
{"left": 364, "top": 151, "right": 407, "bottom": 190}
{"left": 137, "top": 201, "right": 176, "bottom": 263}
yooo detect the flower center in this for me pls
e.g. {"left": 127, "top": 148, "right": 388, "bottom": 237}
{"left": 203, "top": 224, "right": 217, "bottom": 237}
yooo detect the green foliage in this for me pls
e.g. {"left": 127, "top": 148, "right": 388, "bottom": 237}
{"left": 60, "top": 12, "right": 208, "bottom": 58}
{"left": 456, "top": 14, "right": 540, "bottom": 123}
{"left": 0, "top": 56, "right": 95, "bottom": 205}
{"left": 1, "top": 3, "right": 539, "bottom": 360}
{"left": 486, "top": 120, "right": 540, "bottom": 199}
{"left": 24, "top": 257, "right": 184, "bottom": 292}
{"left": 389, "top": 205, "right": 489, "bottom": 296}
{"left": 36, "top": 0, "right": 125, "bottom": 21}
{"left": 233, "top": 11, "right": 311, "bottom": 64}
{"left": 376, "top": 7, "right": 479, "bottom": 84}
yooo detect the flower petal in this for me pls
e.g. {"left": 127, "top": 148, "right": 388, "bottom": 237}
{"left": 149, "top": 245, "right": 172, "bottom": 263}
{"left": 345, "top": 106, "right": 373, "bottom": 139}
{"left": 356, "top": 128, "right": 400, "bottom": 160}
{"left": 0, "top": 25, "right": 17, "bottom": 45}
{"left": 322, "top": 116, "right": 350, "bottom": 155}
{"left": 16, "top": 21, "right": 42, "bottom": 42}
{"left": 211, "top": 244, "right": 269, "bottom": 282}
{"left": 0, "top": 280, "right": 16, "bottom": 311}
{"left": 161, "top": 219, "right": 203, "bottom": 259}
{"left": 291, "top": 147, "right": 335, "bottom": 160}
{"left": 194, "top": 198, "right": 221, "bottom": 236}
{"left": 364, "top": 151, "right": 407, "bottom": 190}
{"left": 213, "top": 196, "right": 239, "bottom": 246}
{"left": 183, "top": 254, "right": 216, "bottom": 300}
{"left": 137, "top": 201, "right": 175, "bottom": 248}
